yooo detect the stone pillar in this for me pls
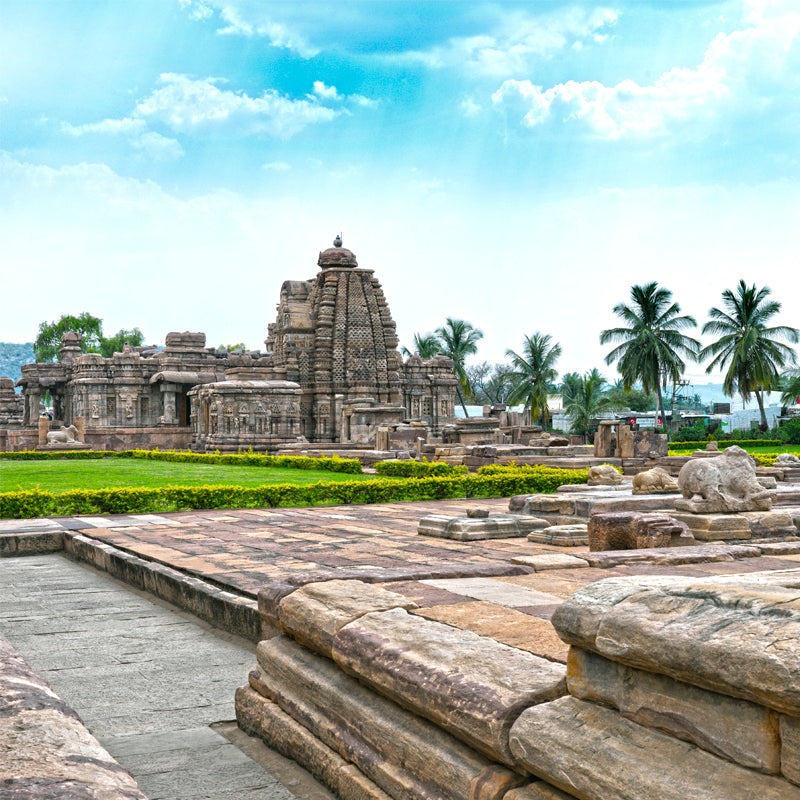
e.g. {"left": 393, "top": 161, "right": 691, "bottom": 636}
{"left": 160, "top": 385, "right": 178, "bottom": 425}
{"left": 38, "top": 415, "right": 49, "bottom": 445}
{"left": 26, "top": 392, "right": 40, "bottom": 427}
{"left": 74, "top": 417, "right": 85, "bottom": 443}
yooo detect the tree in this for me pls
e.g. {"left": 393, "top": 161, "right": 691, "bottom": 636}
{"left": 100, "top": 328, "right": 145, "bottom": 358}
{"left": 604, "top": 380, "right": 654, "bottom": 413}
{"left": 401, "top": 333, "right": 441, "bottom": 359}
{"left": 504, "top": 333, "right": 561, "bottom": 427}
{"left": 434, "top": 318, "right": 484, "bottom": 416}
{"left": 600, "top": 282, "right": 700, "bottom": 430}
{"left": 699, "top": 281, "right": 799, "bottom": 430}
{"left": 561, "top": 368, "right": 611, "bottom": 440}
{"left": 34, "top": 313, "right": 103, "bottom": 362}
{"left": 782, "top": 371, "right": 800, "bottom": 407}
{"left": 467, "top": 361, "right": 516, "bottom": 405}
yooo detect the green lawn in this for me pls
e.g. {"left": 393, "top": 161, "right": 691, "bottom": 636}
{"left": 0, "top": 459, "right": 383, "bottom": 493}
{"left": 668, "top": 443, "right": 800, "bottom": 456}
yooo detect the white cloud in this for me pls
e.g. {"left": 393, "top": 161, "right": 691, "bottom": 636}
{"left": 460, "top": 97, "right": 482, "bottom": 118}
{"left": 178, "top": 0, "right": 213, "bottom": 22}
{"left": 130, "top": 131, "right": 184, "bottom": 161}
{"left": 62, "top": 117, "right": 147, "bottom": 136}
{"left": 401, "top": 7, "right": 617, "bottom": 76}
{"left": 262, "top": 160, "right": 291, "bottom": 171}
{"left": 493, "top": 3, "right": 800, "bottom": 139}
{"left": 134, "top": 73, "right": 339, "bottom": 138}
{"left": 312, "top": 81, "right": 340, "bottom": 101}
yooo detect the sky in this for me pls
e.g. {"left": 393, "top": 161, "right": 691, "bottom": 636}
{"left": 1, "top": 0, "right": 799, "bottom": 398}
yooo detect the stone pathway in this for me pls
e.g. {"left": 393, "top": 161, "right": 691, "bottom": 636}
{"left": 0, "top": 555, "right": 334, "bottom": 800}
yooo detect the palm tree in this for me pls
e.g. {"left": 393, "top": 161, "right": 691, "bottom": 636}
{"left": 600, "top": 282, "right": 700, "bottom": 430}
{"left": 435, "top": 318, "right": 484, "bottom": 416}
{"left": 561, "top": 368, "right": 611, "bottom": 441}
{"left": 401, "top": 333, "right": 441, "bottom": 359}
{"left": 699, "top": 281, "right": 799, "bottom": 429}
{"left": 781, "top": 370, "right": 800, "bottom": 408}
{"left": 504, "top": 333, "right": 561, "bottom": 427}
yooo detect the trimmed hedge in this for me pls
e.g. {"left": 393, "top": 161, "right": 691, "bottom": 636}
{"left": 0, "top": 448, "right": 362, "bottom": 474}
{"left": 374, "top": 460, "right": 468, "bottom": 477}
{"left": 0, "top": 467, "right": 589, "bottom": 519}
{"left": 668, "top": 440, "right": 782, "bottom": 451}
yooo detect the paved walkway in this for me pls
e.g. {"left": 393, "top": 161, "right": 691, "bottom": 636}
{"left": 6, "top": 497, "right": 800, "bottom": 665}
{"left": 0, "top": 555, "right": 333, "bottom": 800}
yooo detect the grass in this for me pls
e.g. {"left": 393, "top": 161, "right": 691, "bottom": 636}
{"left": 0, "top": 458, "right": 384, "bottom": 494}
{"left": 668, "top": 443, "right": 800, "bottom": 456}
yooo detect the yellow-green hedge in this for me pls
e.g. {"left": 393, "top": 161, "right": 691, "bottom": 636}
{"left": 0, "top": 467, "right": 589, "bottom": 519}
{"left": 374, "top": 460, "right": 468, "bottom": 477}
{"left": 0, "top": 448, "right": 362, "bottom": 473}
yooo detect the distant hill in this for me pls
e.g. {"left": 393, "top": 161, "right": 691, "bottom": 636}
{"left": 0, "top": 342, "right": 34, "bottom": 384}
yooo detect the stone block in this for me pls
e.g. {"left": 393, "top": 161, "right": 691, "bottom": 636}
{"left": 567, "top": 647, "right": 780, "bottom": 772}
{"left": 588, "top": 512, "right": 694, "bottom": 551}
{"left": 277, "top": 580, "right": 417, "bottom": 657}
{"left": 509, "top": 495, "right": 577, "bottom": 516}
{"left": 254, "top": 636, "right": 524, "bottom": 800}
{"left": 418, "top": 513, "right": 548, "bottom": 541}
{"left": 331, "top": 607, "right": 566, "bottom": 765}
{"left": 551, "top": 576, "right": 800, "bottom": 716}
{"left": 527, "top": 525, "right": 588, "bottom": 546}
{"left": 578, "top": 543, "right": 760, "bottom": 568}
{"left": 780, "top": 714, "right": 800, "bottom": 786}
{"left": 509, "top": 554, "right": 589, "bottom": 571}
{"left": 742, "top": 510, "right": 797, "bottom": 538}
{"left": 505, "top": 782, "right": 579, "bottom": 799}
{"left": 509, "top": 696, "right": 800, "bottom": 800}
{"left": 671, "top": 512, "right": 752, "bottom": 540}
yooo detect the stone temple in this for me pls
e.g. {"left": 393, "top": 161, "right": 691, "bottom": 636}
{"left": 2, "top": 239, "right": 457, "bottom": 453}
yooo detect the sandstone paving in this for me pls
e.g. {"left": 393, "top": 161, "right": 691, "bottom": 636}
{"left": 0, "top": 555, "right": 333, "bottom": 800}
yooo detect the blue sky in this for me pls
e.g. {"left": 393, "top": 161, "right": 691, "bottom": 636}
{"left": 1, "top": 0, "right": 799, "bottom": 396}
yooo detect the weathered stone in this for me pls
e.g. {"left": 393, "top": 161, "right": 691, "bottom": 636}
{"left": 277, "top": 579, "right": 417, "bottom": 657}
{"left": 253, "top": 636, "right": 523, "bottom": 800}
{"left": 0, "top": 637, "right": 147, "bottom": 799}
{"left": 777, "top": 453, "right": 800, "bottom": 465}
{"left": 578, "top": 543, "right": 760, "bottom": 568}
{"left": 527, "top": 525, "right": 588, "bottom": 546}
{"left": 567, "top": 647, "right": 781, "bottom": 772}
{"left": 467, "top": 507, "right": 492, "bottom": 518}
{"left": 632, "top": 466, "right": 679, "bottom": 495}
{"left": 257, "top": 581, "right": 297, "bottom": 627}
{"left": 676, "top": 445, "right": 772, "bottom": 513}
{"left": 779, "top": 714, "right": 800, "bottom": 786}
{"left": 509, "top": 554, "right": 589, "bottom": 571}
{"left": 331, "top": 607, "right": 566, "bottom": 765}
{"left": 587, "top": 464, "right": 623, "bottom": 486}
{"left": 551, "top": 576, "right": 800, "bottom": 715}
{"left": 742, "top": 510, "right": 798, "bottom": 538}
{"left": 509, "top": 495, "right": 577, "bottom": 516}
{"left": 509, "top": 696, "right": 800, "bottom": 800}
{"left": 418, "top": 513, "right": 547, "bottom": 541}
{"left": 671, "top": 511, "right": 752, "bottom": 540}
{"left": 236, "top": 685, "right": 393, "bottom": 800}
{"left": 588, "top": 512, "right": 694, "bottom": 551}
{"left": 504, "top": 782, "right": 579, "bottom": 799}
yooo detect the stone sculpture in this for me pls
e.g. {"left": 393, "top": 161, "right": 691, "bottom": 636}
{"left": 632, "top": 466, "right": 680, "bottom": 495}
{"left": 588, "top": 511, "right": 694, "bottom": 551}
{"left": 587, "top": 464, "right": 623, "bottom": 486}
{"left": 46, "top": 424, "right": 79, "bottom": 444}
{"left": 676, "top": 445, "right": 771, "bottom": 513}
{"left": 776, "top": 453, "right": 800, "bottom": 466}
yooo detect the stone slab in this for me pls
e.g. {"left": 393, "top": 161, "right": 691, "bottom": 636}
{"left": 505, "top": 784, "right": 579, "bottom": 800}
{"left": 578, "top": 543, "right": 761, "bottom": 568}
{"left": 276, "top": 579, "right": 417, "bottom": 657}
{"left": 527, "top": 525, "right": 588, "bottom": 547}
{"left": 237, "top": 686, "right": 392, "bottom": 800}
{"left": 417, "top": 513, "right": 547, "bottom": 541}
{"left": 331, "top": 607, "right": 566, "bottom": 764}
{"left": 0, "top": 531, "right": 64, "bottom": 556}
{"left": 551, "top": 575, "right": 800, "bottom": 715}
{"left": 780, "top": 714, "right": 800, "bottom": 787}
{"left": 253, "top": 636, "right": 524, "bottom": 800}
{"left": 567, "top": 647, "right": 780, "bottom": 772}
{"left": 420, "top": 577, "right": 563, "bottom": 608}
{"left": 509, "top": 554, "right": 589, "bottom": 571}
{"left": 509, "top": 696, "right": 800, "bottom": 800}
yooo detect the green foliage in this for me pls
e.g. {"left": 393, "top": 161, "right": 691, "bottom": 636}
{"left": 779, "top": 419, "right": 800, "bottom": 445}
{"left": 34, "top": 312, "right": 104, "bottom": 362}
{"left": 505, "top": 332, "right": 561, "bottom": 427}
{"left": 604, "top": 382, "right": 654, "bottom": 412}
{"left": 600, "top": 282, "right": 700, "bottom": 427}
{"left": 401, "top": 333, "right": 441, "bottom": 359}
{"left": 374, "top": 460, "right": 468, "bottom": 477}
{"left": 0, "top": 448, "right": 363, "bottom": 473}
{"left": 217, "top": 343, "right": 248, "bottom": 352}
{"left": 0, "top": 342, "right": 34, "bottom": 382}
{"left": 435, "top": 318, "right": 484, "bottom": 415}
{"left": 467, "top": 361, "right": 516, "bottom": 405}
{"left": 671, "top": 422, "right": 713, "bottom": 442}
{"left": 700, "top": 281, "right": 799, "bottom": 429}
{"left": 0, "top": 466, "right": 588, "bottom": 519}
{"left": 100, "top": 328, "right": 145, "bottom": 357}
{"left": 560, "top": 368, "right": 610, "bottom": 438}
{"left": 668, "top": 439, "right": 782, "bottom": 451}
